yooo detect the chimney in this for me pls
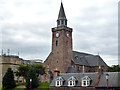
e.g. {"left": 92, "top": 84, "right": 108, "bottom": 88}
{"left": 82, "top": 65, "right": 85, "bottom": 73}
{"left": 54, "top": 68, "right": 60, "bottom": 78}
{"left": 98, "top": 65, "right": 103, "bottom": 75}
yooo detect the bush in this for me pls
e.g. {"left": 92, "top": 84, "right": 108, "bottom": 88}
{"left": 26, "top": 68, "right": 39, "bottom": 89}
{"left": 2, "top": 68, "right": 16, "bottom": 89}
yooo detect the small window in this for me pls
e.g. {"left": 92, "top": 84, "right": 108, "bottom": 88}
{"left": 17, "top": 60, "right": 19, "bottom": 64}
{"left": 83, "top": 81, "right": 86, "bottom": 85}
{"left": 81, "top": 76, "right": 91, "bottom": 87}
{"left": 55, "top": 77, "right": 64, "bottom": 87}
{"left": 68, "top": 76, "right": 76, "bottom": 87}
{"left": 68, "top": 81, "right": 76, "bottom": 86}
{"left": 61, "top": 20, "right": 64, "bottom": 24}
{"left": 56, "top": 40, "right": 58, "bottom": 46}
{"left": 58, "top": 21, "right": 60, "bottom": 25}
{"left": 65, "top": 20, "right": 67, "bottom": 25}
{"left": 13, "top": 66, "right": 15, "bottom": 71}
{"left": 70, "top": 81, "right": 72, "bottom": 85}
{"left": 44, "top": 75, "right": 46, "bottom": 80}
{"left": 57, "top": 81, "right": 59, "bottom": 85}
{"left": 56, "top": 80, "right": 63, "bottom": 87}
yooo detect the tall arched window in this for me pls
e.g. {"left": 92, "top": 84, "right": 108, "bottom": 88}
{"left": 56, "top": 40, "right": 58, "bottom": 46}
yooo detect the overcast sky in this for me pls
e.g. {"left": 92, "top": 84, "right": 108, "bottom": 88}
{"left": 0, "top": 0, "right": 119, "bottom": 66}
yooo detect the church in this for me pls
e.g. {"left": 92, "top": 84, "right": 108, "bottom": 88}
{"left": 44, "top": 2, "right": 108, "bottom": 78}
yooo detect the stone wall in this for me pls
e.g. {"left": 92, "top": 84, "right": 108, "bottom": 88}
{"left": 75, "top": 65, "right": 107, "bottom": 73}
{"left": 0, "top": 55, "right": 23, "bottom": 84}
{"left": 0, "top": 64, "right": 2, "bottom": 86}
{"left": 44, "top": 27, "right": 73, "bottom": 74}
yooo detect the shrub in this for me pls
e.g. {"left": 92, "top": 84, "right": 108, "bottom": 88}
{"left": 2, "top": 68, "right": 16, "bottom": 89}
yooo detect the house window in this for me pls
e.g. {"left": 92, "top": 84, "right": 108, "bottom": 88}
{"left": 13, "top": 66, "right": 15, "bottom": 71}
{"left": 68, "top": 76, "right": 76, "bottom": 87}
{"left": 82, "top": 80, "right": 89, "bottom": 86}
{"left": 83, "top": 81, "right": 86, "bottom": 85}
{"left": 17, "top": 60, "right": 19, "bottom": 64}
{"left": 56, "top": 80, "right": 63, "bottom": 87}
{"left": 81, "top": 76, "right": 91, "bottom": 87}
{"left": 44, "top": 75, "right": 46, "bottom": 80}
{"left": 55, "top": 77, "right": 64, "bottom": 87}
{"left": 68, "top": 80, "right": 76, "bottom": 86}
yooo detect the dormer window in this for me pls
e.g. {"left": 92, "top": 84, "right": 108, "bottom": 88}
{"left": 68, "top": 76, "right": 76, "bottom": 87}
{"left": 81, "top": 76, "right": 91, "bottom": 87}
{"left": 55, "top": 77, "right": 64, "bottom": 87}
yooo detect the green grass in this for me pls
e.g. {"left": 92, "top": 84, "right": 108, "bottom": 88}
{"left": 0, "top": 86, "right": 2, "bottom": 90}
{"left": 38, "top": 82, "right": 51, "bottom": 88}
{"left": 16, "top": 82, "right": 26, "bottom": 86}
{"left": 14, "top": 82, "right": 51, "bottom": 90}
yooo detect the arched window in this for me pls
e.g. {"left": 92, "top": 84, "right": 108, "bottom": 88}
{"left": 56, "top": 40, "right": 58, "bottom": 46}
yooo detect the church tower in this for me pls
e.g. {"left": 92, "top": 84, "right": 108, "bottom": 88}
{"left": 44, "top": 2, "right": 73, "bottom": 73}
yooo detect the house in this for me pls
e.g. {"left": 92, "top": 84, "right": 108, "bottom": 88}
{"left": 50, "top": 71, "right": 120, "bottom": 90}
{"left": 0, "top": 54, "right": 23, "bottom": 85}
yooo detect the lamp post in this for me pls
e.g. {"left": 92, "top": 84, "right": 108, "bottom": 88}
{"left": 30, "top": 79, "right": 32, "bottom": 90}
{"left": 106, "top": 74, "right": 109, "bottom": 90}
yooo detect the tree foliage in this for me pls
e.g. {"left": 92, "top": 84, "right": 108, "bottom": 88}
{"left": 26, "top": 68, "right": 39, "bottom": 89}
{"left": 16, "top": 64, "right": 29, "bottom": 79}
{"left": 106, "top": 65, "right": 120, "bottom": 72}
{"left": 31, "top": 64, "right": 46, "bottom": 77}
{"left": 2, "top": 68, "right": 16, "bottom": 89}
{"left": 16, "top": 64, "right": 46, "bottom": 79}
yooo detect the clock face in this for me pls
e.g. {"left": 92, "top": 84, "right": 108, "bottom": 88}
{"left": 66, "top": 33, "right": 69, "bottom": 38}
{"left": 56, "top": 33, "right": 59, "bottom": 38}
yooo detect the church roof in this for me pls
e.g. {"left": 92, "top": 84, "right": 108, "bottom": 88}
{"left": 66, "top": 66, "right": 77, "bottom": 73}
{"left": 58, "top": 2, "right": 67, "bottom": 20}
{"left": 73, "top": 51, "right": 108, "bottom": 66}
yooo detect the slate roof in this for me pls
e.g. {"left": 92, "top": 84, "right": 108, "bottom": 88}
{"left": 66, "top": 66, "right": 77, "bottom": 73}
{"left": 73, "top": 51, "right": 108, "bottom": 67}
{"left": 50, "top": 72, "right": 120, "bottom": 87}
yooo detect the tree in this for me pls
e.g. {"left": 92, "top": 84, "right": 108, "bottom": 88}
{"left": 32, "top": 64, "right": 46, "bottom": 77}
{"left": 107, "top": 65, "right": 120, "bottom": 72}
{"left": 16, "top": 64, "right": 46, "bottom": 80}
{"left": 2, "top": 68, "right": 16, "bottom": 89}
{"left": 26, "top": 68, "right": 39, "bottom": 89}
{"left": 16, "top": 64, "right": 30, "bottom": 79}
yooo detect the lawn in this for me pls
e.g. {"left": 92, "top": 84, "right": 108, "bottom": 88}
{"left": 15, "top": 82, "right": 51, "bottom": 90}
